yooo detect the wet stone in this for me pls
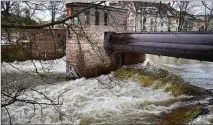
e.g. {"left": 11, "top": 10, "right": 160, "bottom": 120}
{"left": 159, "top": 104, "right": 209, "bottom": 125}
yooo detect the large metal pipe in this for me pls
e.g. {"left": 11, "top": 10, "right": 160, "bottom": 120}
{"left": 104, "top": 32, "right": 213, "bottom": 62}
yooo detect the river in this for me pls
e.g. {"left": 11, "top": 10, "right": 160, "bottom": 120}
{"left": 146, "top": 54, "right": 213, "bottom": 90}
{"left": 1, "top": 55, "right": 213, "bottom": 124}
{"left": 146, "top": 54, "right": 213, "bottom": 124}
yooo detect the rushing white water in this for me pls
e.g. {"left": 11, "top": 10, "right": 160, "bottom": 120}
{"left": 0, "top": 57, "right": 173, "bottom": 124}
{"left": 1, "top": 74, "right": 178, "bottom": 124}
{"left": 146, "top": 54, "right": 213, "bottom": 124}
{"left": 146, "top": 54, "right": 213, "bottom": 90}
{"left": 1, "top": 56, "right": 66, "bottom": 73}
{"left": 1, "top": 55, "right": 213, "bottom": 124}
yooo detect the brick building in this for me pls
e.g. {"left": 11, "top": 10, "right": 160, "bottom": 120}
{"left": 65, "top": 2, "right": 139, "bottom": 78}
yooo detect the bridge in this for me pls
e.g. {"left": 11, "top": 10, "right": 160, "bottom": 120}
{"left": 104, "top": 32, "right": 213, "bottom": 62}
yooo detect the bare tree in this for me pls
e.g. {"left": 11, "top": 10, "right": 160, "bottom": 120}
{"left": 1, "top": 1, "right": 107, "bottom": 124}
{"left": 201, "top": 1, "right": 213, "bottom": 31}
{"left": 1, "top": 1, "right": 212, "bottom": 124}
{"left": 45, "top": 1, "right": 66, "bottom": 28}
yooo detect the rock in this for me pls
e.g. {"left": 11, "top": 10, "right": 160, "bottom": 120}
{"left": 114, "top": 67, "right": 211, "bottom": 97}
{"left": 159, "top": 104, "right": 209, "bottom": 125}
{"left": 208, "top": 98, "right": 213, "bottom": 105}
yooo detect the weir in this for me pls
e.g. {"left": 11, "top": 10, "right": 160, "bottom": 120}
{"left": 104, "top": 32, "right": 213, "bottom": 62}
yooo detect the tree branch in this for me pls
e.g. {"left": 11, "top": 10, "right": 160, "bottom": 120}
{"left": 1, "top": 1, "right": 106, "bottom": 29}
{"left": 202, "top": 1, "right": 213, "bottom": 11}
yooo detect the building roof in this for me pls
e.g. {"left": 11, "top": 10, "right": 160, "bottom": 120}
{"left": 194, "top": 15, "right": 213, "bottom": 20}
{"left": 134, "top": 1, "right": 203, "bottom": 22}
{"left": 66, "top": 2, "right": 128, "bottom": 12}
{"left": 66, "top": 2, "right": 203, "bottom": 22}
{"left": 134, "top": 2, "right": 177, "bottom": 14}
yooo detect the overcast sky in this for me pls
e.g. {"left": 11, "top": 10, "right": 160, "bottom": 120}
{"left": 29, "top": 1, "right": 212, "bottom": 22}
{"left": 33, "top": 1, "right": 110, "bottom": 22}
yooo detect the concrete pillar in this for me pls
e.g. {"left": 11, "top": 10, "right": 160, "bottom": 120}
{"left": 122, "top": 52, "right": 145, "bottom": 65}
{"left": 113, "top": 52, "right": 145, "bottom": 67}
{"left": 66, "top": 29, "right": 145, "bottom": 79}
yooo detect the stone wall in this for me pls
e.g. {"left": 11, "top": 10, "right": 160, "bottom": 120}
{"left": 66, "top": 26, "right": 122, "bottom": 78}
{"left": 66, "top": 5, "right": 129, "bottom": 78}
{"left": 66, "top": 3, "right": 146, "bottom": 79}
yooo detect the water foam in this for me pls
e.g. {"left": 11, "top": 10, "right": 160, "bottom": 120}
{"left": 1, "top": 74, "right": 175, "bottom": 124}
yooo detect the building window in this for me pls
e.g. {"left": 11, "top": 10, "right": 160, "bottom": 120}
{"left": 74, "top": 17, "right": 80, "bottom": 24}
{"left": 197, "top": 23, "right": 199, "bottom": 28}
{"left": 150, "top": 18, "right": 154, "bottom": 32}
{"left": 168, "top": 27, "right": 171, "bottom": 32}
{"left": 104, "top": 13, "right": 108, "bottom": 25}
{"left": 143, "top": 17, "right": 146, "bottom": 30}
{"left": 95, "top": 11, "right": 100, "bottom": 25}
{"left": 143, "top": 17, "right": 146, "bottom": 23}
{"left": 150, "top": 26, "right": 153, "bottom": 32}
{"left": 161, "top": 21, "right": 164, "bottom": 26}
{"left": 150, "top": 18, "right": 153, "bottom": 25}
{"left": 67, "top": 8, "right": 72, "bottom": 16}
{"left": 85, "top": 11, "right": 90, "bottom": 24}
